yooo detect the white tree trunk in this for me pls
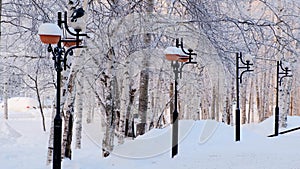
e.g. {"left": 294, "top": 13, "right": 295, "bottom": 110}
{"left": 3, "top": 80, "right": 8, "bottom": 120}
{"left": 46, "top": 60, "right": 73, "bottom": 164}
{"left": 241, "top": 82, "right": 247, "bottom": 124}
{"left": 280, "top": 78, "right": 292, "bottom": 128}
{"left": 62, "top": 69, "right": 77, "bottom": 159}
{"left": 102, "top": 48, "right": 117, "bottom": 157}
{"left": 75, "top": 78, "right": 84, "bottom": 149}
{"left": 46, "top": 99, "right": 56, "bottom": 165}
{"left": 118, "top": 72, "right": 130, "bottom": 144}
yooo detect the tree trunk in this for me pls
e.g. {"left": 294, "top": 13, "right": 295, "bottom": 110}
{"left": 280, "top": 78, "right": 292, "bottom": 128}
{"left": 63, "top": 112, "right": 74, "bottom": 159}
{"left": 46, "top": 99, "right": 56, "bottom": 165}
{"left": 102, "top": 48, "right": 118, "bottom": 157}
{"left": 256, "top": 75, "right": 262, "bottom": 122}
{"left": 136, "top": 0, "right": 154, "bottom": 136}
{"left": 75, "top": 79, "right": 84, "bottom": 149}
{"left": 118, "top": 75, "right": 128, "bottom": 144}
{"left": 215, "top": 79, "right": 220, "bottom": 121}
{"left": 223, "top": 95, "right": 230, "bottom": 125}
{"left": 62, "top": 63, "right": 77, "bottom": 159}
{"left": 0, "top": 1, "right": 5, "bottom": 120}
{"left": 241, "top": 82, "right": 247, "bottom": 124}
{"left": 247, "top": 79, "right": 253, "bottom": 123}
{"left": 136, "top": 69, "right": 149, "bottom": 136}
{"left": 211, "top": 86, "right": 216, "bottom": 120}
{"left": 149, "top": 91, "right": 155, "bottom": 130}
{"left": 3, "top": 81, "right": 8, "bottom": 120}
{"left": 46, "top": 54, "right": 72, "bottom": 163}
{"left": 102, "top": 76, "right": 115, "bottom": 157}
{"left": 102, "top": 75, "right": 118, "bottom": 157}
{"left": 230, "top": 80, "right": 234, "bottom": 126}
{"left": 125, "top": 86, "right": 136, "bottom": 137}
{"left": 169, "top": 82, "right": 174, "bottom": 123}
{"left": 34, "top": 77, "right": 46, "bottom": 131}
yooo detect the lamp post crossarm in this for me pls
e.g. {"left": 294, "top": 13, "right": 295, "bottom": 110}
{"left": 238, "top": 69, "right": 254, "bottom": 83}
{"left": 239, "top": 57, "right": 251, "bottom": 66}
{"left": 237, "top": 52, "right": 254, "bottom": 84}
{"left": 58, "top": 11, "right": 87, "bottom": 37}
{"left": 278, "top": 61, "right": 292, "bottom": 86}
{"left": 279, "top": 74, "right": 292, "bottom": 86}
{"left": 179, "top": 61, "right": 197, "bottom": 78}
{"left": 63, "top": 45, "right": 87, "bottom": 70}
{"left": 238, "top": 64, "right": 253, "bottom": 69}
{"left": 238, "top": 52, "right": 253, "bottom": 66}
{"left": 279, "top": 61, "right": 289, "bottom": 72}
{"left": 175, "top": 38, "right": 197, "bottom": 62}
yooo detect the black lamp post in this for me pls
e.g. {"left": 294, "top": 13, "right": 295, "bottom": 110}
{"left": 38, "top": 11, "right": 87, "bottom": 169}
{"left": 164, "top": 38, "right": 197, "bottom": 158}
{"left": 272, "top": 60, "right": 292, "bottom": 136}
{"left": 235, "top": 52, "right": 254, "bottom": 141}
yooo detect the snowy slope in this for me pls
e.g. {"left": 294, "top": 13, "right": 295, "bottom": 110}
{"left": 1, "top": 115, "right": 300, "bottom": 169}
{"left": 67, "top": 117, "right": 300, "bottom": 169}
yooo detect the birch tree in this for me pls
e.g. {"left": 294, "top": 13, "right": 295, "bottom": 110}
{"left": 136, "top": 0, "right": 154, "bottom": 136}
{"left": 75, "top": 72, "right": 84, "bottom": 149}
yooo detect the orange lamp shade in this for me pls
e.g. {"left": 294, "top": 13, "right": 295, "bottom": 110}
{"left": 38, "top": 23, "right": 62, "bottom": 44}
{"left": 39, "top": 35, "right": 61, "bottom": 44}
{"left": 63, "top": 41, "right": 77, "bottom": 47}
{"left": 164, "top": 46, "right": 189, "bottom": 62}
{"left": 165, "top": 54, "right": 180, "bottom": 61}
{"left": 62, "top": 38, "right": 82, "bottom": 47}
{"left": 178, "top": 56, "right": 189, "bottom": 62}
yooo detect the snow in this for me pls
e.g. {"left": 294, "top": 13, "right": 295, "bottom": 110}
{"left": 0, "top": 97, "right": 38, "bottom": 113}
{"left": 1, "top": 109, "right": 300, "bottom": 169}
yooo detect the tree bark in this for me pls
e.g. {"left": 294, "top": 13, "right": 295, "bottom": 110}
{"left": 62, "top": 62, "right": 78, "bottom": 159}
{"left": 102, "top": 48, "right": 118, "bottom": 157}
{"left": 136, "top": 69, "right": 149, "bottom": 136}
{"left": 46, "top": 99, "right": 56, "bottom": 165}
{"left": 211, "top": 86, "right": 216, "bottom": 120}
{"left": 136, "top": 0, "right": 154, "bottom": 136}
{"left": 241, "top": 82, "right": 247, "bottom": 124}
{"left": 247, "top": 79, "right": 253, "bottom": 123}
{"left": 3, "top": 81, "right": 8, "bottom": 120}
{"left": 75, "top": 79, "right": 84, "bottom": 149}
{"left": 169, "top": 82, "right": 174, "bottom": 123}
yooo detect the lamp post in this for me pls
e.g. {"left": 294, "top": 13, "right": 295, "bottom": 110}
{"left": 272, "top": 60, "right": 292, "bottom": 136}
{"left": 38, "top": 11, "right": 87, "bottom": 169}
{"left": 164, "top": 38, "right": 197, "bottom": 158}
{"left": 236, "top": 52, "right": 254, "bottom": 141}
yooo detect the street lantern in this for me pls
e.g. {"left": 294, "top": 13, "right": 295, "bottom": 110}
{"left": 164, "top": 38, "right": 197, "bottom": 158}
{"left": 38, "top": 23, "right": 61, "bottom": 44}
{"left": 38, "top": 11, "right": 87, "bottom": 169}
{"left": 164, "top": 46, "right": 188, "bottom": 61}
{"left": 235, "top": 52, "right": 254, "bottom": 141}
{"left": 61, "top": 27, "right": 83, "bottom": 47}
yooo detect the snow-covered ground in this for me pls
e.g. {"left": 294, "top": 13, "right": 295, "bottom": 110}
{"left": 1, "top": 108, "right": 300, "bottom": 169}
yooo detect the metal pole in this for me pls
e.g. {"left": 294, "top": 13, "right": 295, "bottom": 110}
{"left": 53, "top": 51, "right": 62, "bottom": 169}
{"left": 235, "top": 53, "right": 240, "bottom": 141}
{"left": 53, "top": 12, "right": 63, "bottom": 169}
{"left": 172, "top": 62, "right": 179, "bottom": 158}
{"left": 274, "top": 61, "right": 280, "bottom": 136}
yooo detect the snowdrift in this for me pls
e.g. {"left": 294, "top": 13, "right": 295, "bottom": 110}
{"left": 1, "top": 115, "right": 300, "bottom": 169}
{"left": 0, "top": 97, "right": 39, "bottom": 118}
{"left": 112, "top": 119, "right": 272, "bottom": 159}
